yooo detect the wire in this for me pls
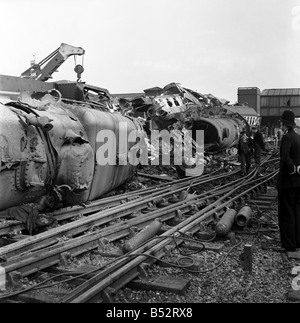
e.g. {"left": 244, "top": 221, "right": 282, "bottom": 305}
{"left": 178, "top": 236, "right": 243, "bottom": 274}
{"left": 0, "top": 232, "right": 240, "bottom": 299}
{"left": 0, "top": 162, "right": 279, "bottom": 299}
{"left": 176, "top": 256, "right": 195, "bottom": 268}
{"left": 172, "top": 232, "right": 205, "bottom": 256}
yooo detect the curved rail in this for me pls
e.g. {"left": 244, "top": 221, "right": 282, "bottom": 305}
{"left": 0, "top": 154, "right": 279, "bottom": 302}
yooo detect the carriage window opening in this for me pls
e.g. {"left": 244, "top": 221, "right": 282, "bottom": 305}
{"left": 174, "top": 98, "right": 180, "bottom": 106}
{"left": 222, "top": 128, "right": 229, "bottom": 139}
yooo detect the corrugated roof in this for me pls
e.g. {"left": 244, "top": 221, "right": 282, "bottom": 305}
{"left": 261, "top": 88, "right": 300, "bottom": 96}
{"left": 225, "top": 105, "right": 258, "bottom": 116}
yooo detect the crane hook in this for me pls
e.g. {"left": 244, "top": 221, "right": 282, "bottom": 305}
{"left": 74, "top": 64, "right": 84, "bottom": 82}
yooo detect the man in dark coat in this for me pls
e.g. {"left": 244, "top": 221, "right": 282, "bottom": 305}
{"left": 277, "top": 110, "right": 300, "bottom": 252}
{"left": 238, "top": 129, "right": 253, "bottom": 176}
{"left": 252, "top": 126, "right": 265, "bottom": 167}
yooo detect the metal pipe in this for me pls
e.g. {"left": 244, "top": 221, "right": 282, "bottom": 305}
{"left": 123, "top": 220, "right": 162, "bottom": 253}
{"left": 235, "top": 205, "right": 252, "bottom": 227}
{"left": 1, "top": 167, "right": 278, "bottom": 302}
{"left": 0, "top": 170, "right": 240, "bottom": 258}
{"left": 66, "top": 171, "right": 278, "bottom": 303}
{"left": 215, "top": 208, "right": 237, "bottom": 236}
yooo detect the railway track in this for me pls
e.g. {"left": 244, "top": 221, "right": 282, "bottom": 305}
{"left": 0, "top": 168, "right": 227, "bottom": 237}
{"left": 0, "top": 154, "right": 280, "bottom": 303}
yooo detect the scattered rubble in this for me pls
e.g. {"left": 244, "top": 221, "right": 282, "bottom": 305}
{"left": 112, "top": 193, "right": 299, "bottom": 303}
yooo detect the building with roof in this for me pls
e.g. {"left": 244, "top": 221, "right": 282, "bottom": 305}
{"left": 238, "top": 87, "right": 300, "bottom": 133}
{"left": 225, "top": 105, "right": 260, "bottom": 126}
{"left": 237, "top": 87, "right": 261, "bottom": 115}
{"left": 260, "top": 88, "right": 300, "bottom": 128}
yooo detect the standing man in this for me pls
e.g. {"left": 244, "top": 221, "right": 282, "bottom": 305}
{"left": 277, "top": 110, "right": 300, "bottom": 252}
{"left": 238, "top": 129, "right": 253, "bottom": 176}
{"left": 252, "top": 126, "right": 265, "bottom": 167}
{"left": 277, "top": 128, "right": 284, "bottom": 148}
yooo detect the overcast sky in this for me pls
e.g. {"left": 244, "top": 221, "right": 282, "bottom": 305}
{"left": 1, "top": 0, "right": 300, "bottom": 103}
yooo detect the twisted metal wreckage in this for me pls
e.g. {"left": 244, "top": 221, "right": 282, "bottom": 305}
{"left": 0, "top": 43, "right": 251, "bottom": 233}
{"left": 117, "top": 82, "right": 251, "bottom": 174}
{"left": 0, "top": 43, "right": 146, "bottom": 233}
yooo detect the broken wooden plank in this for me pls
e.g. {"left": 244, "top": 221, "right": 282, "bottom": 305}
{"left": 10, "top": 287, "right": 68, "bottom": 303}
{"left": 255, "top": 195, "right": 277, "bottom": 201}
{"left": 183, "top": 241, "right": 224, "bottom": 252}
{"left": 248, "top": 200, "right": 272, "bottom": 206}
{"left": 127, "top": 275, "right": 190, "bottom": 295}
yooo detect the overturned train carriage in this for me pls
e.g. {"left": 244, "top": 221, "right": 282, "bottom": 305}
{"left": 191, "top": 116, "right": 245, "bottom": 152}
{"left": 0, "top": 98, "right": 142, "bottom": 212}
{"left": 131, "top": 83, "right": 251, "bottom": 154}
{"left": 147, "top": 101, "right": 248, "bottom": 154}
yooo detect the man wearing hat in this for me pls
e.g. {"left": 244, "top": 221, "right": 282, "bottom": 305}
{"left": 237, "top": 128, "right": 253, "bottom": 176}
{"left": 252, "top": 126, "right": 265, "bottom": 168}
{"left": 277, "top": 110, "right": 300, "bottom": 252}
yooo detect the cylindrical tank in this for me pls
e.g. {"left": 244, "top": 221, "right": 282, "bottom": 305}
{"left": 215, "top": 208, "right": 237, "bottom": 236}
{"left": 0, "top": 104, "right": 48, "bottom": 210}
{"left": 0, "top": 99, "right": 144, "bottom": 212}
{"left": 235, "top": 205, "right": 252, "bottom": 227}
{"left": 66, "top": 105, "right": 142, "bottom": 200}
{"left": 123, "top": 220, "right": 162, "bottom": 253}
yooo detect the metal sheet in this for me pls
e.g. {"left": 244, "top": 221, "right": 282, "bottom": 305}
{"left": 68, "top": 107, "right": 139, "bottom": 200}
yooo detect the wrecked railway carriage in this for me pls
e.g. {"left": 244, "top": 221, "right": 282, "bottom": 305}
{"left": 0, "top": 43, "right": 146, "bottom": 229}
{"left": 0, "top": 94, "right": 143, "bottom": 213}
{"left": 121, "top": 82, "right": 256, "bottom": 153}
{"left": 0, "top": 43, "right": 256, "bottom": 232}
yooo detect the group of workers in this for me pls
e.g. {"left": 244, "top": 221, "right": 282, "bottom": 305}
{"left": 237, "top": 125, "right": 266, "bottom": 176}
{"left": 238, "top": 111, "right": 300, "bottom": 253}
